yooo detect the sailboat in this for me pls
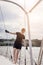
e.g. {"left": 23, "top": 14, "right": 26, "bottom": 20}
{"left": 0, "top": 0, "right": 43, "bottom": 65}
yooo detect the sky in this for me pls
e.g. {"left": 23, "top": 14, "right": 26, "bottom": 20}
{"left": 0, "top": 0, "right": 43, "bottom": 39}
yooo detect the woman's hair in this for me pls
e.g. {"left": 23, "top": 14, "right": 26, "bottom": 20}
{"left": 21, "top": 28, "right": 25, "bottom": 32}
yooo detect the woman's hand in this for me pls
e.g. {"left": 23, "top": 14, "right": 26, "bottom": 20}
{"left": 5, "top": 30, "right": 16, "bottom": 35}
{"left": 5, "top": 30, "right": 9, "bottom": 33}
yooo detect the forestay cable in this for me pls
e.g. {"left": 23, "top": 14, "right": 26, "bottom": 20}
{"left": 0, "top": 5, "right": 12, "bottom": 60}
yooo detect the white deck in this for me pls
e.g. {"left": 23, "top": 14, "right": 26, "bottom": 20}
{"left": 0, "top": 55, "right": 15, "bottom": 65}
{"left": 0, "top": 47, "right": 43, "bottom": 65}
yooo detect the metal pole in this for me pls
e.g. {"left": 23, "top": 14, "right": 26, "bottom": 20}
{"left": 29, "top": 0, "right": 42, "bottom": 12}
{"left": 37, "top": 39, "right": 43, "bottom": 65}
{"left": 26, "top": 14, "right": 33, "bottom": 65}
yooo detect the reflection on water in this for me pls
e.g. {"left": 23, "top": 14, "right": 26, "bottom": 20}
{"left": 0, "top": 46, "right": 43, "bottom": 65}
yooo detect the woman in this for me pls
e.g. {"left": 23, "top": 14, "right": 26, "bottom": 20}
{"left": 5, "top": 28, "right": 25, "bottom": 64}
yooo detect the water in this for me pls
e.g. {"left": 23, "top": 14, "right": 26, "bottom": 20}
{"left": 0, "top": 46, "right": 43, "bottom": 65}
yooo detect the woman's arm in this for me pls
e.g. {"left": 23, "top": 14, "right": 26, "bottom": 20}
{"left": 9, "top": 32, "right": 16, "bottom": 35}
{"left": 5, "top": 30, "right": 16, "bottom": 35}
{"left": 22, "top": 39, "right": 26, "bottom": 47}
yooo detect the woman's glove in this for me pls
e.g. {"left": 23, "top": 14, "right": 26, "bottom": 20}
{"left": 5, "top": 30, "right": 9, "bottom": 33}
